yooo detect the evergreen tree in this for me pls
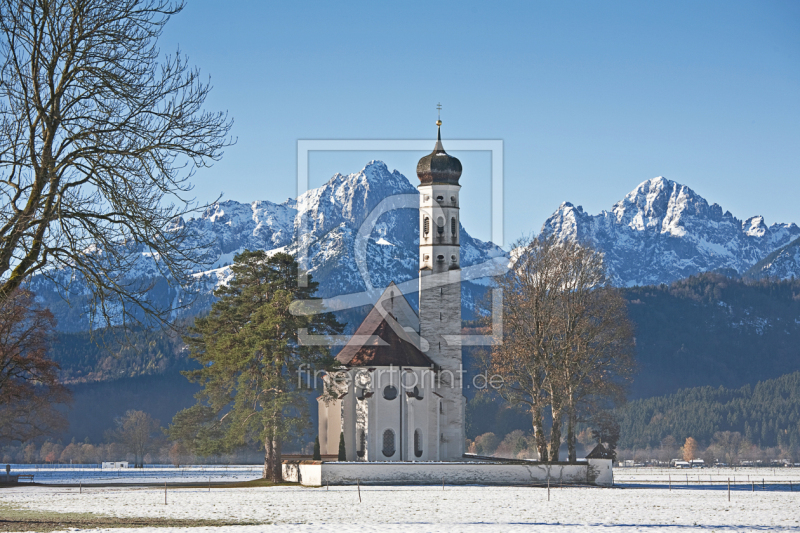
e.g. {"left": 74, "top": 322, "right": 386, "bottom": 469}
{"left": 313, "top": 436, "right": 321, "bottom": 460}
{"left": 338, "top": 431, "right": 346, "bottom": 461}
{"left": 172, "top": 251, "right": 342, "bottom": 481}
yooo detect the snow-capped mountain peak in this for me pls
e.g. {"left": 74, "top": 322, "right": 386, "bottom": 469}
{"left": 543, "top": 177, "right": 800, "bottom": 286}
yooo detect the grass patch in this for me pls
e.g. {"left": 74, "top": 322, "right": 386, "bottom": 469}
{"left": 0, "top": 502, "right": 258, "bottom": 532}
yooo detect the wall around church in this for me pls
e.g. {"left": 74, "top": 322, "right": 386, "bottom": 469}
{"left": 282, "top": 459, "right": 613, "bottom": 487}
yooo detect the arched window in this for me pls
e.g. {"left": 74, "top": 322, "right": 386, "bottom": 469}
{"left": 382, "top": 429, "right": 396, "bottom": 457}
{"left": 383, "top": 385, "right": 398, "bottom": 400}
{"left": 437, "top": 216, "right": 444, "bottom": 234}
{"left": 451, "top": 217, "right": 456, "bottom": 235}
{"left": 357, "top": 429, "right": 366, "bottom": 458}
{"left": 414, "top": 429, "right": 423, "bottom": 458}
{"left": 423, "top": 216, "right": 430, "bottom": 235}
{"left": 412, "top": 385, "right": 422, "bottom": 399}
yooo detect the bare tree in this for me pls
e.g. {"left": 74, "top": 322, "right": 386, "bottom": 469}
{"left": 0, "top": 289, "right": 69, "bottom": 442}
{"left": 0, "top": 0, "right": 233, "bottom": 326}
{"left": 712, "top": 431, "right": 743, "bottom": 465}
{"left": 107, "top": 409, "right": 162, "bottom": 467}
{"left": 482, "top": 235, "right": 565, "bottom": 461}
{"left": 483, "top": 235, "right": 635, "bottom": 462}
{"left": 551, "top": 243, "right": 635, "bottom": 462}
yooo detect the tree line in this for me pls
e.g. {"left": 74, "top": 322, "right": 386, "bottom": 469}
{"left": 616, "top": 370, "right": 800, "bottom": 455}
{"left": 0, "top": 409, "right": 265, "bottom": 466}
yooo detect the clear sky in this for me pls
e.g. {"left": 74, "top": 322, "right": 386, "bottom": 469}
{"left": 160, "top": 0, "right": 799, "bottom": 247}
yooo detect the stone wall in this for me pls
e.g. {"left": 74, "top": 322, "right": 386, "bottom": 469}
{"left": 282, "top": 459, "right": 613, "bottom": 487}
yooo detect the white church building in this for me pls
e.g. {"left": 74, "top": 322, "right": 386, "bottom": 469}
{"left": 292, "top": 122, "right": 613, "bottom": 485}
{"left": 318, "top": 121, "right": 466, "bottom": 462}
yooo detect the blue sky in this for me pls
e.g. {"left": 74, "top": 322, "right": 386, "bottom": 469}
{"left": 161, "top": 0, "right": 799, "bottom": 247}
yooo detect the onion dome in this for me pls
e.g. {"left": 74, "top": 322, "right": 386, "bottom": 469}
{"left": 416, "top": 122, "right": 462, "bottom": 185}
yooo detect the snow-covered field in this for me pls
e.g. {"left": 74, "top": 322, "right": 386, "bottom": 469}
{"left": 1, "top": 467, "right": 799, "bottom": 532}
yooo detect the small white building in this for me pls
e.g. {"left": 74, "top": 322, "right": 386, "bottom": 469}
{"left": 101, "top": 461, "right": 129, "bottom": 469}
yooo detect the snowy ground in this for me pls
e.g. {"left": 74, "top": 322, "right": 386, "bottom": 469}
{"left": 1, "top": 467, "right": 799, "bottom": 532}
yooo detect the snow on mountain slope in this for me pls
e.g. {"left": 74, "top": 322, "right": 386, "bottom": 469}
{"left": 744, "top": 236, "right": 800, "bottom": 281}
{"left": 541, "top": 177, "right": 800, "bottom": 286}
{"left": 35, "top": 161, "right": 506, "bottom": 330}
{"left": 187, "top": 161, "right": 504, "bottom": 298}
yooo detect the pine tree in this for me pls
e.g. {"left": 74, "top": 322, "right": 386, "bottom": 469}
{"left": 173, "top": 251, "right": 342, "bottom": 482}
{"left": 313, "top": 436, "right": 321, "bottom": 460}
{"left": 338, "top": 431, "right": 346, "bottom": 461}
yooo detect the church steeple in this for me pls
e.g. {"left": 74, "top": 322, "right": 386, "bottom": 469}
{"left": 416, "top": 109, "right": 464, "bottom": 461}
{"left": 416, "top": 115, "right": 462, "bottom": 186}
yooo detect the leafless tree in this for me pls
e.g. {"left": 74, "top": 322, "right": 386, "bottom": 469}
{"left": 550, "top": 243, "right": 635, "bottom": 461}
{"left": 482, "top": 235, "right": 565, "bottom": 461}
{"left": 483, "top": 235, "right": 635, "bottom": 462}
{"left": 0, "top": 0, "right": 233, "bottom": 327}
{"left": 107, "top": 409, "right": 162, "bottom": 467}
{"left": 712, "top": 430, "right": 743, "bottom": 465}
{"left": 0, "top": 289, "right": 69, "bottom": 442}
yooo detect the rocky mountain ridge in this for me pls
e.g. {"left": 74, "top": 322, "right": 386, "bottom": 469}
{"left": 541, "top": 177, "right": 799, "bottom": 286}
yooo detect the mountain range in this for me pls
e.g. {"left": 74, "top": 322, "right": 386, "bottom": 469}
{"left": 541, "top": 176, "right": 800, "bottom": 286}
{"left": 33, "top": 164, "right": 799, "bottom": 331}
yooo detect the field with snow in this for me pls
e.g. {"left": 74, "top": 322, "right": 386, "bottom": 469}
{"left": 1, "top": 467, "right": 799, "bottom": 532}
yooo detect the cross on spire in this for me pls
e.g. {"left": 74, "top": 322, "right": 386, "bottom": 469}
{"left": 436, "top": 103, "right": 442, "bottom": 126}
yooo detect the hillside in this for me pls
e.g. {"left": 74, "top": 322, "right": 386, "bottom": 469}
{"left": 617, "top": 371, "right": 800, "bottom": 450}
{"left": 622, "top": 273, "right": 800, "bottom": 398}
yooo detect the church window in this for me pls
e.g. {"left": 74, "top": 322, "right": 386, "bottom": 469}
{"left": 357, "top": 429, "right": 366, "bottom": 458}
{"left": 412, "top": 385, "right": 422, "bottom": 399}
{"left": 451, "top": 217, "right": 456, "bottom": 235}
{"left": 450, "top": 196, "right": 456, "bottom": 204}
{"left": 423, "top": 217, "right": 430, "bottom": 235}
{"left": 414, "top": 429, "right": 423, "bottom": 458}
{"left": 382, "top": 429, "right": 396, "bottom": 457}
{"left": 451, "top": 255, "right": 456, "bottom": 262}
{"left": 437, "top": 255, "right": 444, "bottom": 261}
{"left": 383, "top": 385, "right": 398, "bottom": 400}
{"left": 424, "top": 254, "right": 429, "bottom": 261}
{"left": 437, "top": 216, "right": 444, "bottom": 234}
{"left": 436, "top": 195, "right": 443, "bottom": 202}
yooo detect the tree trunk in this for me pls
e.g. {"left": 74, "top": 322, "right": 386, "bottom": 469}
{"left": 263, "top": 437, "right": 283, "bottom": 483}
{"left": 550, "top": 405, "right": 562, "bottom": 462}
{"left": 261, "top": 437, "right": 273, "bottom": 479}
{"left": 567, "top": 406, "right": 577, "bottom": 463}
{"left": 271, "top": 437, "right": 282, "bottom": 483}
{"left": 533, "top": 406, "right": 548, "bottom": 462}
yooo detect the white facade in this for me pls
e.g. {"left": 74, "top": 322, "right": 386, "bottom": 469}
{"left": 320, "top": 364, "right": 443, "bottom": 462}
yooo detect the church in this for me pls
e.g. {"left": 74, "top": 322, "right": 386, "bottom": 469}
{"left": 318, "top": 121, "right": 466, "bottom": 462}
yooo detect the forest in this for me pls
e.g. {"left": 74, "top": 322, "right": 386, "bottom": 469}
{"left": 617, "top": 370, "right": 800, "bottom": 451}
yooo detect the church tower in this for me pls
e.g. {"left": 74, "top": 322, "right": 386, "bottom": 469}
{"left": 416, "top": 119, "right": 464, "bottom": 461}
